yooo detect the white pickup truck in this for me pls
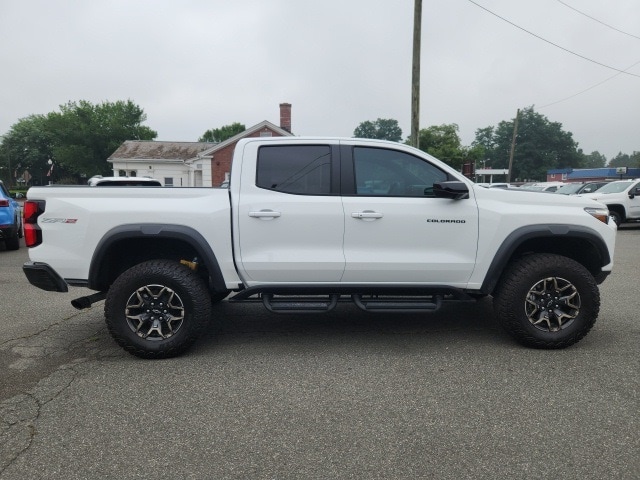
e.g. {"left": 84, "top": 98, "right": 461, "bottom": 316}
{"left": 580, "top": 178, "right": 640, "bottom": 226}
{"left": 22, "top": 137, "right": 617, "bottom": 358}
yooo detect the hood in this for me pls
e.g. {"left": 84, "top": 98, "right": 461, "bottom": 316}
{"left": 472, "top": 184, "right": 606, "bottom": 209}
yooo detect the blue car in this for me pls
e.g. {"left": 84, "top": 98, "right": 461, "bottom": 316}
{"left": 0, "top": 180, "right": 22, "bottom": 250}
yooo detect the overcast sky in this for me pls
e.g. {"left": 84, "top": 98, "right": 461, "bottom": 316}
{"left": 1, "top": 0, "right": 638, "bottom": 160}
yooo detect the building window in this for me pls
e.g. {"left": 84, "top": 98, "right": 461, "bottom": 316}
{"left": 129, "top": 171, "right": 137, "bottom": 177}
{"left": 164, "top": 177, "right": 174, "bottom": 187}
{"left": 260, "top": 131, "right": 273, "bottom": 137}
{"left": 118, "top": 170, "right": 126, "bottom": 177}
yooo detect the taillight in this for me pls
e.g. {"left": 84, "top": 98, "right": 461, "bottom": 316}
{"left": 0, "top": 199, "right": 10, "bottom": 207}
{"left": 24, "top": 200, "right": 46, "bottom": 247}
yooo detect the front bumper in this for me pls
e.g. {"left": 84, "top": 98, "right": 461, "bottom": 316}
{"left": 23, "top": 262, "right": 69, "bottom": 292}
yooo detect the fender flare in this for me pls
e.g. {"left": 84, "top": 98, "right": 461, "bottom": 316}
{"left": 480, "top": 224, "right": 611, "bottom": 294}
{"left": 88, "top": 223, "right": 226, "bottom": 292}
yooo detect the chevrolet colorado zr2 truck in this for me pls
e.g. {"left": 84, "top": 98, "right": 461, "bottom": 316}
{"left": 21, "top": 137, "right": 616, "bottom": 358}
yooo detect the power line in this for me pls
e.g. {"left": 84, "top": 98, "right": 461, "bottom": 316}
{"left": 556, "top": 0, "right": 640, "bottom": 41}
{"left": 539, "top": 59, "right": 640, "bottom": 109}
{"left": 466, "top": 0, "right": 640, "bottom": 78}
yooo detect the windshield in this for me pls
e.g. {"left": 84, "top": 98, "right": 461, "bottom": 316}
{"left": 556, "top": 184, "right": 582, "bottom": 194}
{"left": 595, "top": 181, "right": 634, "bottom": 194}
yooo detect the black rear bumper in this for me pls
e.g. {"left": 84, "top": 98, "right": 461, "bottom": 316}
{"left": 23, "top": 262, "right": 69, "bottom": 292}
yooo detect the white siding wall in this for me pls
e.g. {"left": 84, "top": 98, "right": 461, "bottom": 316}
{"left": 110, "top": 158, "right": 214, "bottom": 187}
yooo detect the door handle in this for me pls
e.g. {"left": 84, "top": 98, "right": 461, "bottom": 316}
{"left": 351, "top": 211, "right": 384, "bottom": 219}
{"left": 249, "top": 210, "right": 281, "bottom": 219}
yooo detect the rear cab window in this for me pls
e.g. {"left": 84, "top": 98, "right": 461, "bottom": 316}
{"left": 256, "top": 145, "right": 333, "bottom": 195}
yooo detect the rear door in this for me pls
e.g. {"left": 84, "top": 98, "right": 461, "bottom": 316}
{"left": 340, "top": 144, "right": 479, "bottom": 286}
{"left": 234, "top": 141, "right": 345, "bottom": 284}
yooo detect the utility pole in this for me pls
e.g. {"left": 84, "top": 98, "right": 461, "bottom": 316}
{"left": 507, "top": 108, "right": 520, "bottom": 183}
{"left": 410, "top": 0, "right": 422, "bottom": 148}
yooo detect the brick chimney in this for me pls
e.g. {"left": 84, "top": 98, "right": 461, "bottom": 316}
{"left": 279, "top": 103, "right": 292, "bottom": 133}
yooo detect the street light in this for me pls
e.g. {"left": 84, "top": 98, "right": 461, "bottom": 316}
{"left": 47, "top": 158, "right": 54, "bottom": 185}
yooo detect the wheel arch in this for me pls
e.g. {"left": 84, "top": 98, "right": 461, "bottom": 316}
{"left": 480, "top": 224, "right": 611, "bottom": 295}
{"left": 88, "top": 224, "right": 227, "bottom": 294}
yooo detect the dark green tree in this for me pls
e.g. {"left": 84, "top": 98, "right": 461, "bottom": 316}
{"left": 607, "top": 152, "right": 636, "bottom": 168}
{"left": 48, "top": 100, "right": 157, "bottom": 177}
{"left": 1, "top": 100, "right": 157, "bottom": 183}
{"left": 353, "top": 118, "right": 402, "bottom": 142}
{"left": 1, "top": 114, "right": 55, "bottom": 186}
{"left": 199, "top": 122, "right": 246, "bottom": 143}
{"left": 415, "top": 123, "right": 483, "bottom": 171}
{"left": 581, "top": 151, "right": 607, "bottom": 168}
{"left": 472, "top": 106, "right": 582, "bottom": 182}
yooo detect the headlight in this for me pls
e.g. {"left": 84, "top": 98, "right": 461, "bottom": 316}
{"left": 584, "top": 207, "right": 610, "bottom": 224}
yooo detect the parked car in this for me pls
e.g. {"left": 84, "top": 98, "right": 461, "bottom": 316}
{"left": 0, "top": 180, "right": 22, "bottom": 250}
{"left": 519, "top": 182, "right": 565, "bottom": 192}
{"left": 581, "top": 178, "right": 640, "bottom": 226}
{"left": 87, "top": 176, "right": 162, "bottom": 186}
{"left": 476, "top": 182, "right": 511, "bottom": 189}
{"left": 555, "top": 182, "right": 608, "bottom": 195}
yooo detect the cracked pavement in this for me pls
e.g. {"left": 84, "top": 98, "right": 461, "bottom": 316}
{"left": 1, "top": 302, "right": 120, "bottom": 473}
{"left": 1, "top": 230, "right": 639, "bottom": 479}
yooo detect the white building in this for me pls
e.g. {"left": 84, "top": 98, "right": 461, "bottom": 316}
{"left": 107, "top": 141, "right": 216, "bottom": 187}
{"left": 107, "top": 103, "right": 294, "bottom": 187}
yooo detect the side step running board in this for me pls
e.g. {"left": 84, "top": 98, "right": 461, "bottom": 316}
{"left": 262, "top": 294, "right": 339, "bottom": 313}
{"left": 352, "top": 294, "right": 443, "bottom": 313}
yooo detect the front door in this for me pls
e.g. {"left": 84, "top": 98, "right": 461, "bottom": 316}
{"left": 341, "top": 145, "right": 479, "bottom": 287}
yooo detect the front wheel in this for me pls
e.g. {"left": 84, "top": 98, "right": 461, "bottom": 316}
{"left": 493, "top": 254, "right": 600, "bottom": 349}
{"left": 609, "top": 211, "right": 622, "bottom": 227}
{"left": 105, "top": 260, "right": 212, "bottom": 359}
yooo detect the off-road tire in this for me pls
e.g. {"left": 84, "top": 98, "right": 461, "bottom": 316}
{"left": 105, "top": 260, "right": 212, "bottom": 359}
{"left": 493, "top": 253, "right": 599, "bottom": 349}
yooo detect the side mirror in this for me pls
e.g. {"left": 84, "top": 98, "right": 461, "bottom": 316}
{"left": 434, "top": 181, "right": 469, "bottom": 200}
{"left": 630, "top": 187, "right": 640, "bottom": 199}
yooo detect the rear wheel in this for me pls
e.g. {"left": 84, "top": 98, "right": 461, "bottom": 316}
{"left": 493, "top": 253, "right": 599, "bottom": 349}
{"left": 105, "top": 260, "right": 212, "bottom": 359}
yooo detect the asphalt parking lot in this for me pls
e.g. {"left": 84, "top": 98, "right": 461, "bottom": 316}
{"left": 1, "top": 226, "right": 639, "bottom": 479}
